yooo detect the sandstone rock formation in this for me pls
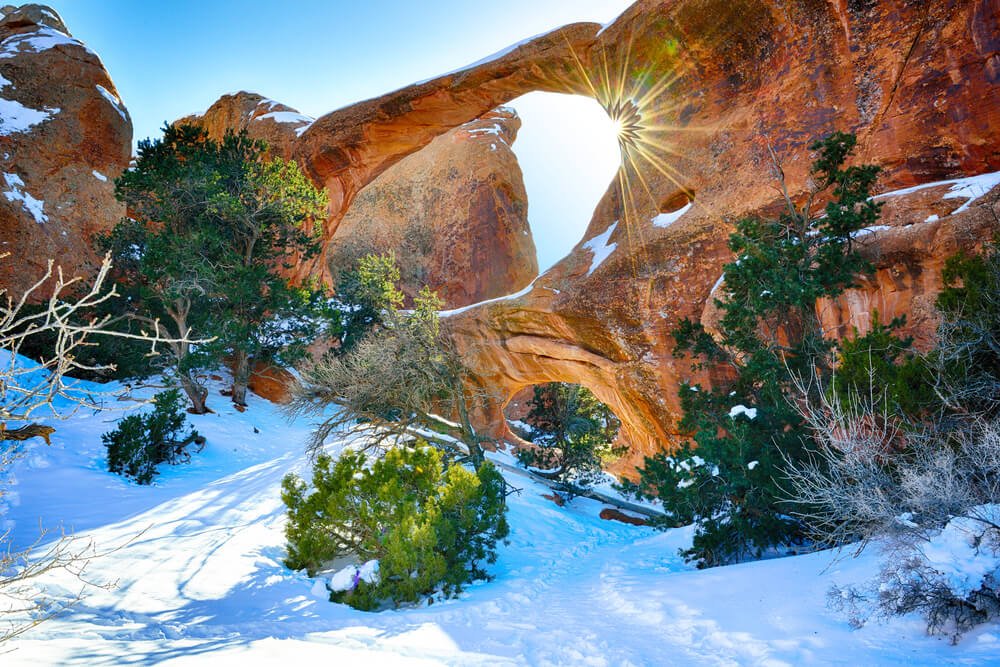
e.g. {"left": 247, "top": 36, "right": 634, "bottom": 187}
{"left": 290, "top": 22, "right": 602, "bottom": 282}
{"left": 175, "top": 91, "right": 312, "bottom": 161}
{"left": 330, "top": 107, "right": 536, "bottom": 307}
{"left": 434, "top": 0, "right": 999, "bottom": 472}
{"left": 180, "top": 0, "right": 1000, "bottom": 475}
{"left": 0, "top": 4, "right": 132, "bottom": 299}
{"left": 180, "top": 97, "right": 538, "bottom": 308}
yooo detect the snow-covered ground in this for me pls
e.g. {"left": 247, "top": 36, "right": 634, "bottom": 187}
{"left": 3, "top": 370, "right": 999, "bottom": 665}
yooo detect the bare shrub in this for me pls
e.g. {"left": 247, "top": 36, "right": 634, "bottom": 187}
{"left": 784, "top": 384, "right": 1000, "bottom": 640}
{"left": 287, "top": 287, "right": 496, "bottom": 469}
{"left": 1, "top": 255, "right": 193, "bottom": 644}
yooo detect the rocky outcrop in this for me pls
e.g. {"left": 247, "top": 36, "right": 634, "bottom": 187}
{"left": 290, "top": 22, "right": 602, "bottom": 282}
{"left": 175, "top": 91, "right": 312, "bottom": 160}
{"left": 435, "top": 0, "right": 1000, "bottom": 473}
{"left": 174, "top": 0, "right": 999, "bottom": 475}
{"left": 0, "top": 4, "right": 132, "bottom": 299}
{"left": 330, "top": 107, "right": 536, "bottom": 307}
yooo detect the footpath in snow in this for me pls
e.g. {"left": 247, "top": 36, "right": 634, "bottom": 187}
{"left": 2, "top": 371, "right": 999, "bottom": 666}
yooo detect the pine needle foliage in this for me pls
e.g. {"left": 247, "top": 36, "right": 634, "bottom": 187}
{"left": 281, "top": 444, "right": 509, "bottom": 610}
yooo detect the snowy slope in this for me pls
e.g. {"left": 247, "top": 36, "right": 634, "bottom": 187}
{"left": 2, "top": 370, "right": 999, "bottom": 665}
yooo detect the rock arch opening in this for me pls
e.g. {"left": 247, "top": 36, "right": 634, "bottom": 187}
{"left": 506, "top": 92, "right": 622, "bottom": 273}
{"left": 503, "top": 381, "right": 625, "bottom": 485}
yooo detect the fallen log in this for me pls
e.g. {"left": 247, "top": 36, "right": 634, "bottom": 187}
{"left": 0, "top": 422, "right": 56, "bottom": 445}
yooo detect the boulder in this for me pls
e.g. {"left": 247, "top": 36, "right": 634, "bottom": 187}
{"left": 175, "top": 91, "right": 311, "bottom": 161}
{"left": 0, "top": 3, "right": 131, "bottom": 299}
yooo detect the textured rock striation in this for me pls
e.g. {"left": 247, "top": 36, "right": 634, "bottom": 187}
{"left": 23, "top": 0, "right": 995, "bottom": 474}
{"left": 0, "top": 3, "right": 132, "bottom": 299}
{"left": 433, "top": 0, "right": 1000, "bottom": 471}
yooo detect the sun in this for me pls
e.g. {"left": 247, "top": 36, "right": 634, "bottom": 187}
{"left": 606, "top": 98, "right": 643, "bottom": 149}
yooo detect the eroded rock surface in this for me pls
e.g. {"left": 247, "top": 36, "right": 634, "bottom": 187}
{"left": 146, "top": 1, "right": 1000, "bottom": 474}
{"left": 438, "top": 0, "right": 1000, "bottom": 472}
{"left": 0, "top": 3, "right": 131, "bottom": 298}
{"left": 331, "top": 107, "right": 536, "bottom": 307}
{"left": 176, "top": 91, "right": 312, "bottom": 161}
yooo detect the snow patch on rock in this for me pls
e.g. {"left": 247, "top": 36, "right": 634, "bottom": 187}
{"left": 652, "top": 202, "right": 692, "bottom": 228}
{"left": 876, "top": 170, "right": 1000, "bottom": 215}
{"left": 0, "top": 25, "right": 94, "bottom": 60}
{"left": 4, "top": 172, "right": 47, "bottom": 223}
{"left": 414, "top": 27, "right": 562, "bottom": 85}
{"left": 256, "top": 110, "right": 313, "bottom": 125}
{"left": 96, "top": 85, "right": 126, "bottom": 122}
{"left": 0, "top": 97, "right": 57, "bottom": 135}
{"left": 583, "top": 221, "right": 619, "bottom": 276}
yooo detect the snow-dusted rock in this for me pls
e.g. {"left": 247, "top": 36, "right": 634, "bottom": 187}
{"left": 0, "top": 3, "right": 131, "bottom": 299}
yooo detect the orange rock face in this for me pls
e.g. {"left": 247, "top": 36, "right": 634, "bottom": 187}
{"left": 37, "top": 0, "right": 992, "bottom": 475}
{"left": 433, "top": 0, "right": 1000, "bottom": 473}
{"left": 175, "top": 91, "right": 312, "bottom": 161}
{"left": 0, "top": 4, "right": 132, "bottom": 299}
{"left": 330, "top": 107, "right": 536, "bottom": 308}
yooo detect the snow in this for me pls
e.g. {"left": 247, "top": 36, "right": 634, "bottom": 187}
{"left": 921, "top": 505, "right": 1000, "bottom": 599}
{"left": 710, "top": 273, "right": 726, "bottom": 297}
{"left": 2, "top": 353, "right": 998, "bottom": 664}
{"left": 0, "top": 97, "right": 57, "bottom": 135}
{"left": 851, "top": 225, "right": 891, "bottom": 239}
{"left": 253, "top": 110, "right": 316, "bottom": 138}
{"left": 0, "top": 26, "right": 95, "bottom": 60}
{"left": 582, "top": 221, "right": 619, "bottom": 276}
{"left": 0, "top": 72, "right": 10, "bottom": 89}
{"left": 3, "top": 172, "right": 47, "bottom": 223}
{"left": 327, "top": 560, "right": 379, "bottom": 593}
{"left": 652, "top": 202, "right": 692, "bottom": 228}
{"left": 728, "top": 404, "right": 758, "bottom": 420}
{"left": 413, "top": 27, "right": 562, "bottom": 85}
{"left": 438, "top": 277, "right": 540, "bottom": 317}
{"left": 256, "top": 110, "right": 314, "bottom": 126}
{"left": 96, "top": 85, "right": 126, "bottom": 122}
{"left": 92, "top": 170, "right": 108, "bottom": 183}
{"left": 875, "top": 170, "right": 1000, "bottom": 215}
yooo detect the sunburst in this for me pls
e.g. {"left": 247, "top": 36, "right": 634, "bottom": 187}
{"left": 542, "top": 27, "right": 719, "bottom": 294}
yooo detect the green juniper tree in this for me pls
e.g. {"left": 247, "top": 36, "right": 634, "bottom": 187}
{"left": 282, "top": 444, "right": 509, "bottom": 610}
{"left": 100, "top": 124, "right": 328, "bottom": 410}
{"left": 631, "top": 132, "right": 886, "bottom": 567}
{"left": 333, "top": 252, "right": 405, "bottom": 355}
{"left": 516, "top": 383, "right": 623, "bottom": 491}
{"left": 195, "top": 133, "right": 328, "bottom": 405}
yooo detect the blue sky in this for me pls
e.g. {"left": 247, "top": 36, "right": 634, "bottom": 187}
{"left": 54, "top": 0, "right": 632, "bottom": 272}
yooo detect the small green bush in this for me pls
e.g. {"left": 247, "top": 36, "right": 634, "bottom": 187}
{"left": 103, "top": 389, "right": 202, "bottom": 484}
{"left": 281, "top": 444, "right": 509, "bottom": 610}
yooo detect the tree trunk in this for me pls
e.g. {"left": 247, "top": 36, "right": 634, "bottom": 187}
{"left": 179, "top": 373, "right": 209, "bottom": 414}
{"left": 231, "top": 350, "right": 251, "bottom": 407}
{"left": 454, "top": 390, "right": 485, "bottom": 470}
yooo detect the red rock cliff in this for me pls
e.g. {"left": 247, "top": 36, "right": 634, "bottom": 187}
{"left": 190, "top": 0, "right": 997, "bottom": 471}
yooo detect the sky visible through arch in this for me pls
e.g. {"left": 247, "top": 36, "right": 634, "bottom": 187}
{"left": 54, "top": 0, "right": 633, "bottom": 273}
